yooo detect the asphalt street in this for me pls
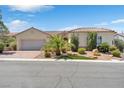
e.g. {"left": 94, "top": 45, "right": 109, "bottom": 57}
{"left": 0, "top": 61, "right": 124, "bottom": 88}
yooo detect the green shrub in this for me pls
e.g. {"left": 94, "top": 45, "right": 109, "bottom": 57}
{"left": 97, "top": 42, "right": 109, "bottom": 53}
{"left": 43, "top": 48, "right": 53, "bottom": 53}
{"left": 78, "top": 48, "right": 86, "bottom": 54}
{"left": 71, "top": 33, "right": 79, "bottom": 52}
{"left": 43, "top": 44, "right": 51, "bottom": 52}
{"left": 0, "top": 42, "right": 4, "bottom": 53}
{"left": 114, "top": 39, "right": 124, "bottom": 52}
{"left": 112, "top": 49, "right": 121, "bottom": 57}
{"left": 109, "top": 46, "right": 117, "bottom": 51}
{"left": 2, "top": 36, "right": 16, "bottom": 47}
{"left": 44, "top": 52, "right": 51, "bottom": 58}
{"left": 9, "top": 42, "right": 16, "bottom": 50}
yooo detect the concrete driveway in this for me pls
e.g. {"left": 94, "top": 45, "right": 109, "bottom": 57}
{"left": 0, "top": 51, "right": 41, "bottom": 58}
{"left": 0, "top": 61, "right": 124, "bottom": 88}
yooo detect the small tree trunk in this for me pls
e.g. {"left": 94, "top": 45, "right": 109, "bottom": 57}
{"left": 55, "top": 49, "right": 61, "bottom": 56}
{"left": 0, "top": 50, "right": 3, "bottom": 53}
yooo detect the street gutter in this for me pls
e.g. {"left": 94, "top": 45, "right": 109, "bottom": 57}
{"left": 0, "top": 58, "right": 123, "bottom": 63}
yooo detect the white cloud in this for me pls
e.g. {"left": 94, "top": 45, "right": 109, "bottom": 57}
{"left": 94, "top": 22, "right": 108, "bottom": 26}
{"left": 94, "top": 19, "right": 124, "bottom": 26}
{"left": 59, "top": 25, "right": 82, "bottom": 31}
{"left": 8, "top": 5, "right": 54, "bottom": 13}
{"left": 7, "top": 19, "right": 30, "bottom": 32}
{"left": 111, "top": 19, "right": 124, "bottom": 24}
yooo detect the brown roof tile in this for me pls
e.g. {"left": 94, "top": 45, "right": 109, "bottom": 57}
{"left": 69, "top": 27, "right": 116, "bottom": 33}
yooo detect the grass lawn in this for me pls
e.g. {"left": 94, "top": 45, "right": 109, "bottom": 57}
{"left": 56, "top": 54, "right": 95, "bottom": 60}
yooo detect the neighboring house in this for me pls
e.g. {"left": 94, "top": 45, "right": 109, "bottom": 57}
{"left": 7, "top": 32, "right": 17, "bottom": 36}
{"left": 114, "top": 33, "right": 124, "bottom": 41}
{"left": 15, "top": 27, "right": 117, "bottom": 51}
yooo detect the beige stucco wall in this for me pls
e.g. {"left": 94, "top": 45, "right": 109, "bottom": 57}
{"left": 68, "top": 32, "right": 116, "bottom": 47}
{"left": 97, "top": 32, "right": 115, "bottom": 46}
{"left": 68, "top": 32, "right": 88, "bottom": 47}
{"left": 16, "top": 28, "right": 50, "bottom": 50}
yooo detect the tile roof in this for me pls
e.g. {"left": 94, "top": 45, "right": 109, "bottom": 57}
{"left": 69, "top": 27, "right": 116, "bottom": 33}
{"left": 46, "top": 31, "right": 62, "bottom": 35}
{"left": 8, "top": 27, "right": 117, "bottom": 37}
{"left": 15, "top": 27, "right": 51, "bottom": 36}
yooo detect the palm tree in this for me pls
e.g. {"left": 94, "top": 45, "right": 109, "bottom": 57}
{"left": 49, "top": 35, "right": 65, "bottom": 56}
{"left": 44, "top": 35, "right": 73, "bottom": 56}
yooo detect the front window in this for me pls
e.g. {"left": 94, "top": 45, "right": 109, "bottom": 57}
{"left": 112, "top": 40, "right": 114, "bottom": 45}
{"left": 97, "top": 36, "right": 102, "bottom": 46}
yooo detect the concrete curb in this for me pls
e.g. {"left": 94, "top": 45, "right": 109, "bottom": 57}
{"left": 0, "top": 58, "right": 123, "bottom": 63}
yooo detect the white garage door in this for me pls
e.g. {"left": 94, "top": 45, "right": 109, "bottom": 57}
{"left": 21, "top": 40, "right": 45, "bottom": 50}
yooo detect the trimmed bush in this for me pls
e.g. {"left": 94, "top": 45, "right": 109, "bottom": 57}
{"left": 44, "top": 52, "right": 51, "bottom": 58}
{"left": 97, "top": 42, "right": 109, "bottom": 53}
{"left": 109, "top": 46, "right": 117, "bottom": 51}
{"left": 112, "top": 49, "right": 121, "bottom": 57}
{"left": 0, "top": 42, "right": 4, "bottom": 53}
{"left": 78, "top": 48, "right": 86, "bottom": 54}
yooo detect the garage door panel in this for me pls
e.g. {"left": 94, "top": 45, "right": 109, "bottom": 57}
{"left": 21, "top": 40, "right": 45, "bottom": 50}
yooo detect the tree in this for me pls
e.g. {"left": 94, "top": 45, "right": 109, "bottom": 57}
{"left": 0, "top": 21, "right": 9, "bottom": 34}
{"left": 71, "top": 33, "right": 79, "bottom": 52}
{"left": 0, "top": 10, "right": 9, "bottom": 42}
{"left": 49, "top": 35, "right": 65, "bottom": 56}
{"left": 87, "top": 32, "right": 97, "bottom": 51}
{"left": 44, "top": 35, "right": 72, "bottom": 56}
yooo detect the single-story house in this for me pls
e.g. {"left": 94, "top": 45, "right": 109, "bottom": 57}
{"left": 15, "top": 27, "right": 116, "bottom": 51}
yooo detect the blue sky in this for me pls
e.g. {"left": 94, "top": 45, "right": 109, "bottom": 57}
{"left": 1, "top": 5, "right": 124, "bottom": 32}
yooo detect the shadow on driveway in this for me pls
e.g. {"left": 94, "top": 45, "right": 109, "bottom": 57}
{"left": 0, "top": 51, "right": 41, "bottom": 58}
{"left": 0, "top": 51, "right": 16, "bottom": 55}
